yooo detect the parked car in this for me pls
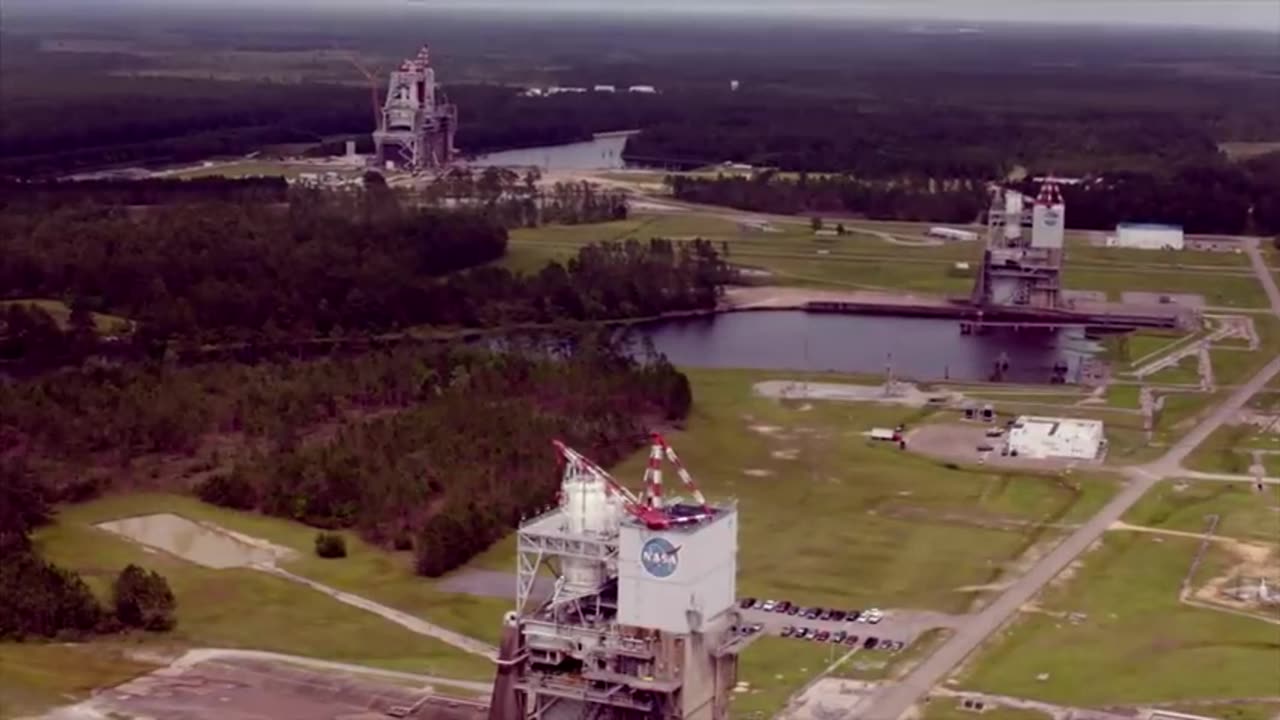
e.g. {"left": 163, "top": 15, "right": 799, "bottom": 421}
{"left": 800, "top": 628, "right": 816, "bottom": 640}
{"left": 787, "top": 605, "right": 801, "bottom": 615}
{"left": 846, "top": 610, "right": 862, "bottom": 623}
{"left": 818, "top": 609, "right": 833, "bottom": 621}
{"left": 780, "top": 626, "right": 794, "bottom": 638}
{"left": 863, "top": 636, "right": 878, "bottom": 649}
{"left": 761, "top": 600, "right": 777, "bottom": 612}
{"left": 751, "top": 623, "right": 764, "bottom": 634}
{"left": 775, "top": 601, "right": 792, "bottom": 613}
{"left": 816, "top": 630, "right": 830, "bottom": 642}
{"left": 740, "top": 598, "right": 757, "bottom": 609}
{"left": 805, "top": 607, "right": 822, "bottom": 620}
{"left": 830, "top": 610, "right": 846, "bottom": 622}
{"left": 832, "top": 631, "right": 847, "bottom": 644}
{"left": 976, "top": 443, "right": 994, "bottom": 452}
{"left": 844, "top": 635, "right": 859, "bottom": 646}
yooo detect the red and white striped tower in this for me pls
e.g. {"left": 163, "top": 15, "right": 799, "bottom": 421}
{"left": 1035, "top": 179, "right": 1063, "bottom": 207}
{"left": 643, "top": 438, "right": 665, "bottom": 509}
{"left": 651, "top": 432, "right": 711, "bottom": 512}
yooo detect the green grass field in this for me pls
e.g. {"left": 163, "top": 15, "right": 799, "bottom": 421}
{"left": 0, "top": 299, "right": 132, "bottom": 335}
{"left": 27, "top": 504, "right": 497, "bottom": 679}
{"left": 0, "top": 643, "right": 164, "bottom": 719}
{"left": 1124, "top": 480, "right": 1280, "bottom": 543}
{"left": 166, "top": 160, "right": 345, "bottom": 180}
{"left": 958, "top": 532, "right": 1280, "bottom": 705}
{"left": 730, "top": 637, "right": 842, "bottom": 719}
{"left": 1146, "top": 355, "right": 1203, "bottom": 385}
{"left": 507, "top": 213, "right": 1270, "bottom": 306}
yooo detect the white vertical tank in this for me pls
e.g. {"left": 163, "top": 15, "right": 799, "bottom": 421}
{"left": 560, "top": 473, "right": 621, "bottom": 591}
{"left": 1003, "top": 191, "right": 1024, "bottom": 241}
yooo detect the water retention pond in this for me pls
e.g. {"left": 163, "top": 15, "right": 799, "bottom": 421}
{"left": 622, "top": 311, "right": 1100, "bottom": 384}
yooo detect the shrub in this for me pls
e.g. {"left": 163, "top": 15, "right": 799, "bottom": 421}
{"left": 112, "top": 564, "right": 176, "bottom": 632}
{"left": 314, "top": 532, "right": 347, "bottom": 559}
{"left": 0, "top": 552, "right": 103, "bottom": 640}
{"left": 195, "top": 471, "right": 257, "bottom": 510}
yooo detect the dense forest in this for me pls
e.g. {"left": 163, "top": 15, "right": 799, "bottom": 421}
{"left": 670, "top": 173, "right": 989, "bottom": 224}
{"left": 0, "top": 180, "right": 728, "bottom": 349}
{"left": 670, "top": 153, "right": 1280, "bottom": 235}
{"left": 0, "top": 177, "right": 289, "bottom": 207}
{"left": 5, "top": 8, "right": 1278, "bottom": 180}
{"left": 2, "top": 342, "right": 693, "bottom": 576}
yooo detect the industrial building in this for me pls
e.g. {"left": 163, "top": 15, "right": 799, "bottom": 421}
{"left": 490, "top": 435, "right": 742, "bottom": 720}
{"left": 1111, "top": 223, "right": 1186, "bottom": 251}
{"left": 1006, "top": 416, "right": 1104, "bottom": 460}
{"left": 373, "top": 45, "right": 458, "bottom": 171}
{"left": 970, "top": 181, "right": 1066, "bottom": 311}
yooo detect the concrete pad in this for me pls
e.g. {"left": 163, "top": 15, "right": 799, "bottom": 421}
{"left": 48, "top": 657, "right": 487, "bottom": 720}
{"left": 1120, "top": 292, "right": 1206, "bottom": 309}
{"left": 96, "top": 513, "right": 291, "bottom": 569}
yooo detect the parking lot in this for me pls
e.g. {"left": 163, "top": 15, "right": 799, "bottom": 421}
{"left": 733, "top": 600, "right": 960, "bottom": 651}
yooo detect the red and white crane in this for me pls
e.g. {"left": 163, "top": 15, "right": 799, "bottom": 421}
{"left": 553, "top": 433, "right": 714, "bottom": 531}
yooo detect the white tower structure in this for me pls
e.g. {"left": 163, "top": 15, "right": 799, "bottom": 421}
{"left": 971, "top": 180, "right": 1066, "bottom": 310}
{"left": 490, "top": 434, "right": 742, "bottom": 720}
{"left": 374, "top": 45, "right": 458, "bottom": 172}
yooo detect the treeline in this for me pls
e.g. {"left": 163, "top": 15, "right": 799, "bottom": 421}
{"left": 0, "top": 190, "right": 727, "bottom": 349}
{"left": 3, "top": 341, "right": 692, "bottom": 576}
{"left": 0, "top": 464, "right": 175, "bottom": 639}
{"left": 1039, "top": 155, "right": 1280, "bottom": 236}
{"left": 0, "top": 192, "right": 508, "bottom": 342}
{"left": 421, "top": 167, "right": 628, "bottom": 226}
{"left": 0, "top": 177, "right": 289, "bottom": 209}
{"left": 670, "top": 173, "right": 988, "bottom": 223}
{"left": 625, "top": 100, "right": 1223, "bottom": 178}
{"left": 669, "top": 154, "right": 1280, "bottom": 235}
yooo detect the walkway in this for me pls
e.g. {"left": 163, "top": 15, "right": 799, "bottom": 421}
{"left": 258, "top": 565, "right": 498, "bottom": 660}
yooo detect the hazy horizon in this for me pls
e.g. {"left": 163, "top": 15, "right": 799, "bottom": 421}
{"left": 8, "top": 0, "right": 1279, "bottom": 32}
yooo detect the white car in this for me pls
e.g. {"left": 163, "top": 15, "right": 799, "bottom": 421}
{"left": 864, "top": 608, "right": 884, "bottom": 624}
{"left": 761, "top": 600, "right": 777, "bottom": 612}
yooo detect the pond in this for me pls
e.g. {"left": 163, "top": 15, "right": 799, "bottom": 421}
{"left": 624, "top": 311, "right": 1100, "bottom": 383}
{"left": 467, "top": 133, "right": 632, "bottom": 171}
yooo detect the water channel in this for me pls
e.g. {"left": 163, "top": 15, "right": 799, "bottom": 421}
{"left": 623, "top": 311, "right": 1100, "bottom": 383}
{"left": 468, "top": 133, "right": 632, "bottom": 171}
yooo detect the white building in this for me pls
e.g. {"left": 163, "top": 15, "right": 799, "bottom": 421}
{"left": 1113, "top": 223, "right": 1185, "bottom": 250}
{"left": 628, "top": 85, "right": 658, "bottom": 94}
{"left": 928, "top": 226, "right": 979, "bottom": 242}
{"left": 592, "top": 85, "right": 616, "bottom": 93}
{"left": 1007, "top": 416, "right": 1105, "bottom": 460}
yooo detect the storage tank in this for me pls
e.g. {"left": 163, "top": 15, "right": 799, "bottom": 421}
{"left": 560, "top": 474, "right": 621, "bottom": 591}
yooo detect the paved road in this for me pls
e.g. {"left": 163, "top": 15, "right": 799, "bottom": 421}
{"left": 858, "top": 239, "right": 1280, "bottom": 720}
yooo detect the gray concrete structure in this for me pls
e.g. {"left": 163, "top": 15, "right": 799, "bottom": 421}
{"left": 374, "top": 45, "right": 458, "bottom": 171}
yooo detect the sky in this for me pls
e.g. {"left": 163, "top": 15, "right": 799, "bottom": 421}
{"left": 362, "top": 0, "right": 1276, "bottom": 31}
{"left": 15, "top": 0, "right": 1280, "bottom": 31}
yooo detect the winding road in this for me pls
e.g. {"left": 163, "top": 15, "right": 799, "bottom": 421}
{"left": 858, "top": 238, "right": 1280, "bottom": 720}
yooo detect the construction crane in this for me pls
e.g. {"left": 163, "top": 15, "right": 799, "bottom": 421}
{"left": 346, "top": 55, "right": 383, "bottom": 132}
{"left": 552, "top": 432, "right": 715, "bottom": 530}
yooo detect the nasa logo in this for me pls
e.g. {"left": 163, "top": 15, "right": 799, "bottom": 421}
{"left": 640, "top": 537, "right": 680, "bottom": 578}
{"left": 1044, "top": 211, "right": 1060, "bottom": 227}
